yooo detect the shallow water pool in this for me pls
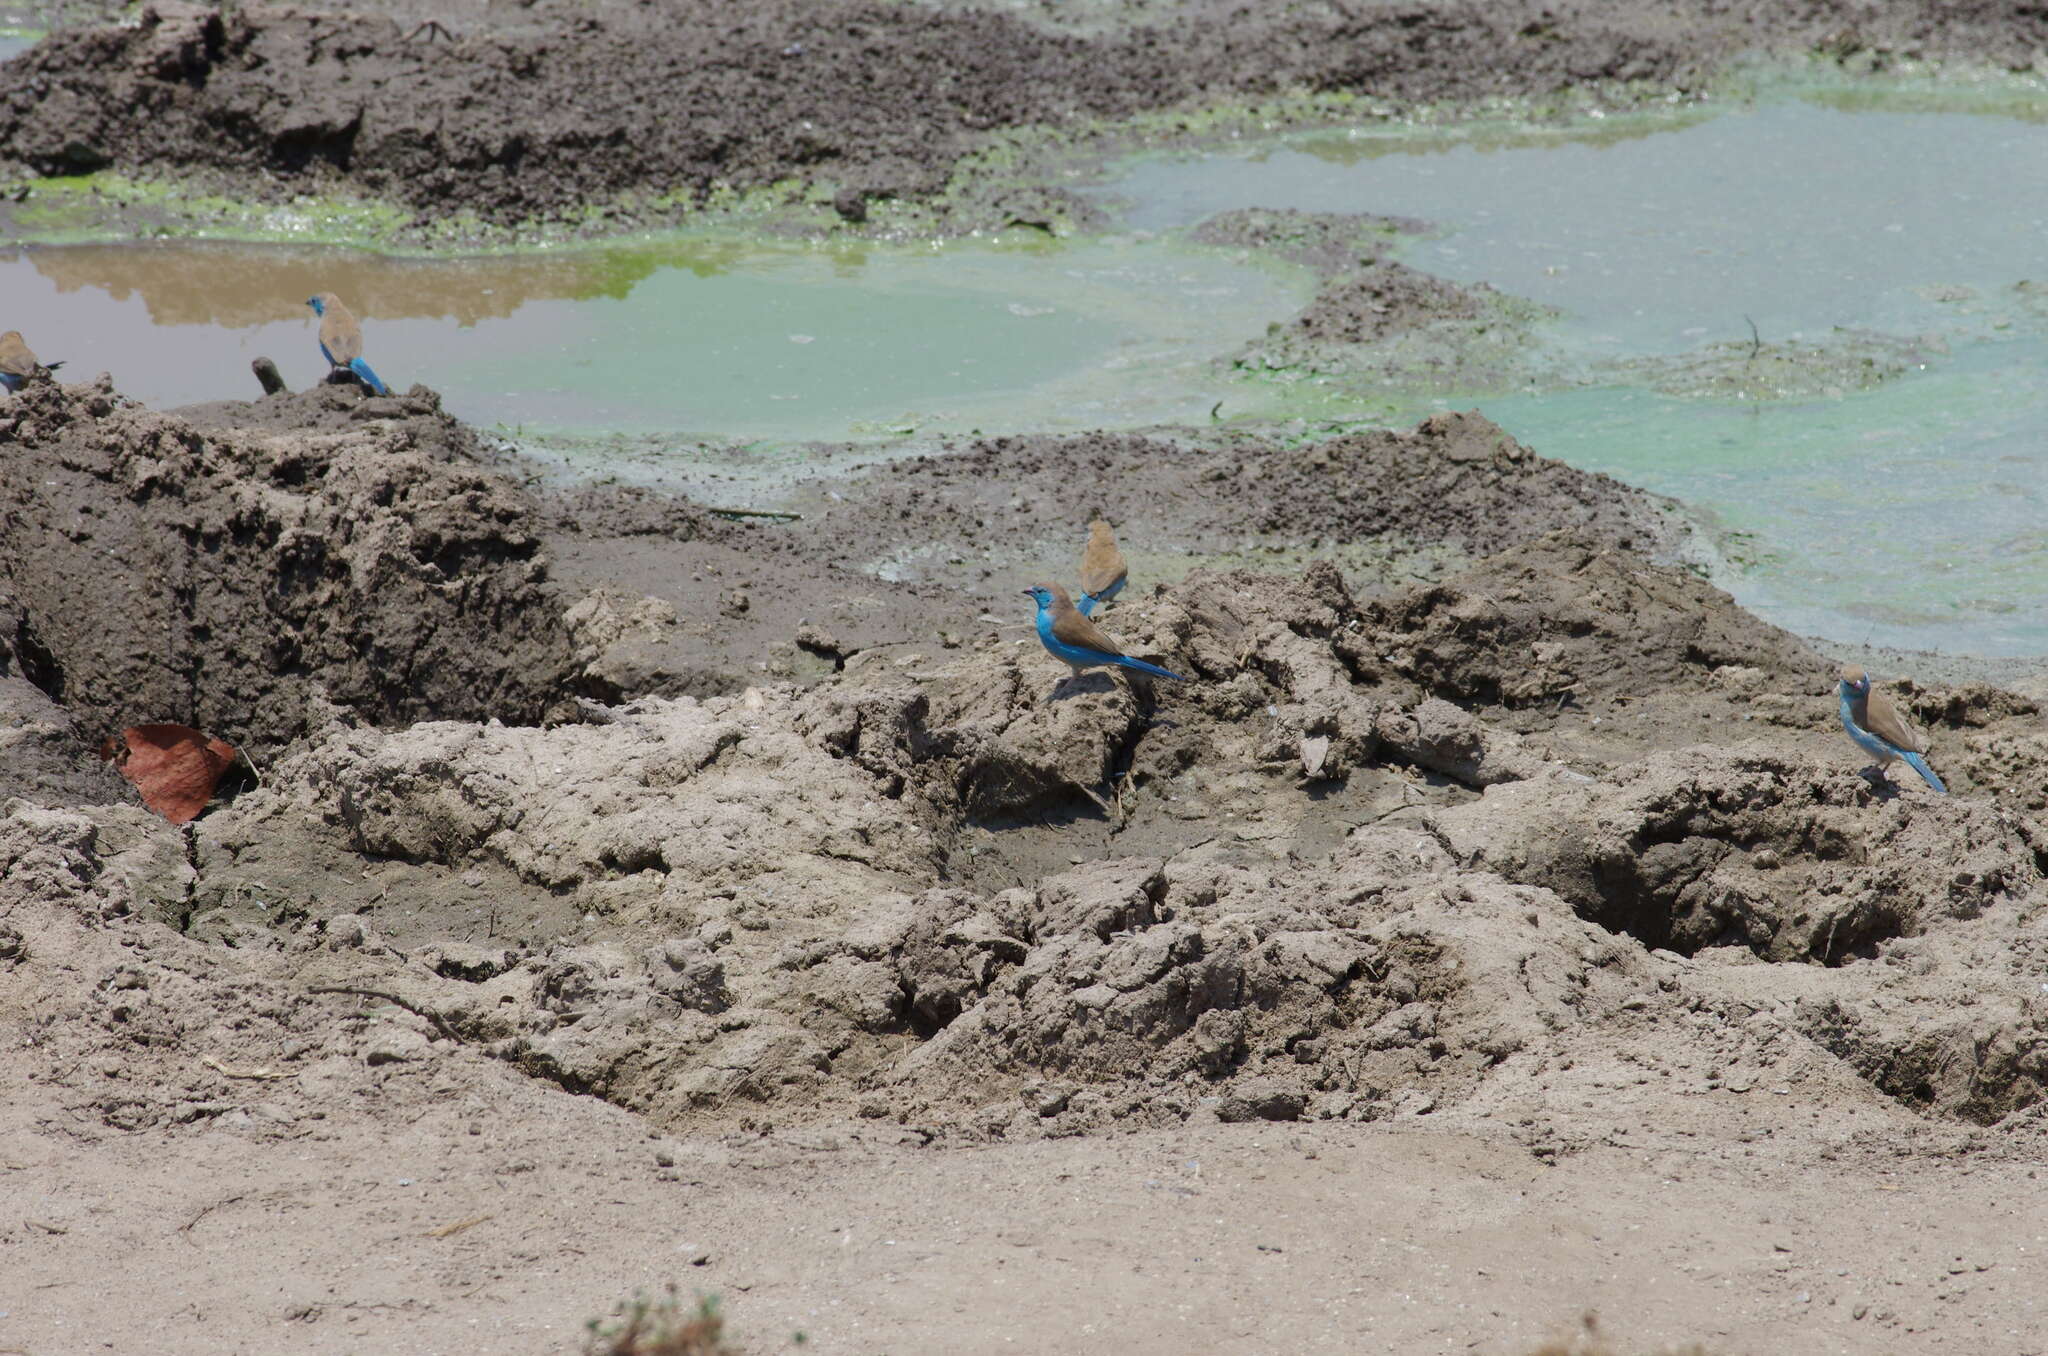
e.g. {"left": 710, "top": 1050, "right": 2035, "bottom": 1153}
{"left": 1, "top": 236, "right": 1304, "bottom": 440}
{"left": 6, "top": 82, "right": 2046, "bottom": 656}
{"left": 1099, "top": 93, "right": 2048, "bottom": 655}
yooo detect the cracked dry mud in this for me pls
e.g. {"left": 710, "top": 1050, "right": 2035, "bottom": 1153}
{"left": 4, "top": 372, "right": 2046, "bottom": 1353}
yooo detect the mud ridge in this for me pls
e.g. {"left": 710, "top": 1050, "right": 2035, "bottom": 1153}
{"left": 5, "top": 373, "right": 2043, "bottom": 1151}
{"left": 0, "top": 376, "right": 585, "bottom": 755}
{"left": 4, "top": 1, "right": 2046, "bottom": 228}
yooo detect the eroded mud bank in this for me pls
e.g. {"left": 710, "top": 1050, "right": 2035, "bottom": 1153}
{"left": 4, "top": 376, "right": 2043, "bottom": 1157}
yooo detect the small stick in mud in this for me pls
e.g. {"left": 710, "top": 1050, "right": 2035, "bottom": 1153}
{"left": 307, "top": 985, "right": 465, "bottom": 1043}
{"left": 705, "top": 506, "right": 802, "bottom": 522}
{"left": 426, "top": 1214, "right": 494, "bottom": 1238}
{"left": 1744, "top": 314, "right": 1762, "bottom": 362}
{"left": 177, "top": 1193, "right": 247, "bottom": 1234}
{"left": 251, "top": 357, "right": 288, "bottom": 396}
{"left": 201, "top": 1054, "right": 291, "bottom": 1080}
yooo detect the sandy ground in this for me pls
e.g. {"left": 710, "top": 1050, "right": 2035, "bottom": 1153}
{"left": 3, "top": 5, "right": 2048, "bottom": 1355}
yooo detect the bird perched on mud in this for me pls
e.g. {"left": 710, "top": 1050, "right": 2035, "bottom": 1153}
{"left": 1023, "top": 582, "right": 1183, "bottom": 691}
{"left": 1837, "top": 665, "right": 1946, "bottom": 794}
{"left": 0, "top": 330, "right": 65, "bottom": 394}
{"left": 305, "top": 293, "right": 391, "bottom": 396}
{"left": 1076, "top": 518, "right": 1128, "bottom": 618}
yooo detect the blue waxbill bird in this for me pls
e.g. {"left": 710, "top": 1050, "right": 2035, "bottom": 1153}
{"left": 1023, "top": 583, "right": 1183, "bottom": 689}
{"left": 1076, "top": 518, "right": 1127, "bottom": 619}
{"left": 1838, "top": 665, "right": 1946, "bottom": 794}
{"left": 0, "top": 330, "right": 64, "bottom": 393}
{"left": 305, "top": 293, "right": 391, "bottom": 396}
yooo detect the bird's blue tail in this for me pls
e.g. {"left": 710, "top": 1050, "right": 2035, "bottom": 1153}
{"left": 1111, "top": 654, "right": 1184, "bottom": 682}
{"left": 1899, "top": 751, "right": 1947, "bottom": 795}
{"left": 349, "top": 357, "right": 391, "bottom": 397}
{"left": 1078, "top": 593, "right": 1100, "bottom": 618}
{"left": 0, "top": 374, "right": 20, "bottom": 395}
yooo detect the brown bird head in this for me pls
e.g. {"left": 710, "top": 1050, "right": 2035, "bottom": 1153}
{"left": 1022, "top": 582, "right": 1079, "bottom": 612}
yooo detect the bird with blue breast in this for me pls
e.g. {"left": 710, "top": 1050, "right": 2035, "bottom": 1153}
{"left": 0, "top": 330, "right": 65, "bottom": 394}
{"left": 1837, "top": 665, "right": 1945, "bottom": 794}
{"left": 1023, "top": 582, "right": 1183, "bottom": 692}
{"left": 1076, "top": 518, "right": 1127, "bottom": 618}
{"left": 305, "top": 292, "right": 391, "bottom": 396}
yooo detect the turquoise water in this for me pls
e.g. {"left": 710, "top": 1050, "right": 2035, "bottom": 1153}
{"left": 1100, "top": 96, "right": 2048, "bottom": 654}
{"left": 1483, "top": 339, "right": 2048, "bottom": 654}
{"left": 1105, "top": 101, "right": 2048, "bottom": 356}
{"left": 0, "top": 237, "right": 1304, "bottom": 440}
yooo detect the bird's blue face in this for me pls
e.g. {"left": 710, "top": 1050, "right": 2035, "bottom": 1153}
{"left": 1022, "top": 586, "right": 1052, "bottom": 607}
{"left": 1841, "top": 674, "right": 1869, "bottom": 698}
{"left": 305, "top": 296, "right": 325, "bottom": 315}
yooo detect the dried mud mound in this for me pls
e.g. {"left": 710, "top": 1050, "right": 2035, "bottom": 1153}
{"left": 1192, "top": 208, "right": 1553, "bottom": 386}
{"left": 0, "top": 377, "right": 581, "bottom": 754}
{"left": 817, "top": 411, "right": 1685, "bottom": 575}
{"left": 6, "top": 1, "right": 2044, "bottom": 225}
{"left": 1368, "top": 529, "right": 1832, "bottom": 707}
{"left": 18, "top": 544, "right": 2032, "bottom": 1143}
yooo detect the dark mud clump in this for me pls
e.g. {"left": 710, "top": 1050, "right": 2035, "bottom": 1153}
{"left": 813, "top": 410, "right": 1687, "bottom": 573}
{"left": 1190, "top": 209, "right": 1556, "bottom": 387}
{"left": 0, "top": 376, "right": 582, "bottom": 754}
{"left": 528, "top": 410, "right": 1692, "bottom": 705}
{"left": 6, "top": 1, "right": 2045, "bottom": 227}
{"left": 1188, "top": 208, "right": 1431, "bottom": 278}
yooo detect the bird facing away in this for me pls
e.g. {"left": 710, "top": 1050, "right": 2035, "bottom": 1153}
{"left": 0, "top": 330, "right": 65, "bottom": 394}
{"left": 1076, "top": 518, "right": 1128, "bottom": 619}
{"left": 1023, "top": 583, "right": 1183, "bottom": 687}
{"left": 305, "top": 293, "right": 391, "bottom": 396}
{"left": 1838, "top": 665, "right": 1946, "bottom": 794}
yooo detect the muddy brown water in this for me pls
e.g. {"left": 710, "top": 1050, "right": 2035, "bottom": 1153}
{"left": 0, "top": 235, "right": 1306, "bottom": 439}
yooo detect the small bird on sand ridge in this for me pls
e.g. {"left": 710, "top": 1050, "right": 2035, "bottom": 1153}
{"left": 1023, "top": 582, "right": 1183, "bottom": 690}
{"left": 305, "top": 293, "right": 391, "bottom": 396}
{"left": 1837, "top": 665, "right": 1946, "bottom": 794}
{"left": 0, "top": 330, "right": 65, "bottom": 394}
{"left": 1076, "top": 518, "right": 1128, "bottom": 618}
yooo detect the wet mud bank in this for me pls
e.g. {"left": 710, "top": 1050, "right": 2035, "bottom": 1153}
{"left": 3, "top": 373, "right": 2044, "bottom": 1155}
{"left": 4, "top": 0, "right": 2046, "bottom": 233}
{"left": 4, "top": 4, "right": 2048, "bottom": 1346}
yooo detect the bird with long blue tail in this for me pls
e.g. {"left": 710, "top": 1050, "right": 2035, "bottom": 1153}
{"left": 1023, "top": 583, "right": 1183, "bottom": 693}
{"left": 305, "top": 293, "right": 391, "bottom": 396}
{"left": 1076, "top": 518, "right": 1127, "bottom": 618}
{"left": 0, "top": 330, "right": 65, "bottom": 394}
{"left": 1838, "top": 665, "right": 1946, "bottom": 794}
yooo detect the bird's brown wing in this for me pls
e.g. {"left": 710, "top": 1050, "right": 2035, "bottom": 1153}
{"left": 1863, "top": 685, "right": 1927, "bottom": 753}
{"left": 0, "top": 331, "right": 35, "bottom": 379}
{"left": 1078, "top": 531, "right": 1127, "bottom": 597}
{"left": 321, "top": 308, "right": 364, "bottom": 364}
{"left": 1049, "top": 602, "right": 1125, "bottom": 657}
